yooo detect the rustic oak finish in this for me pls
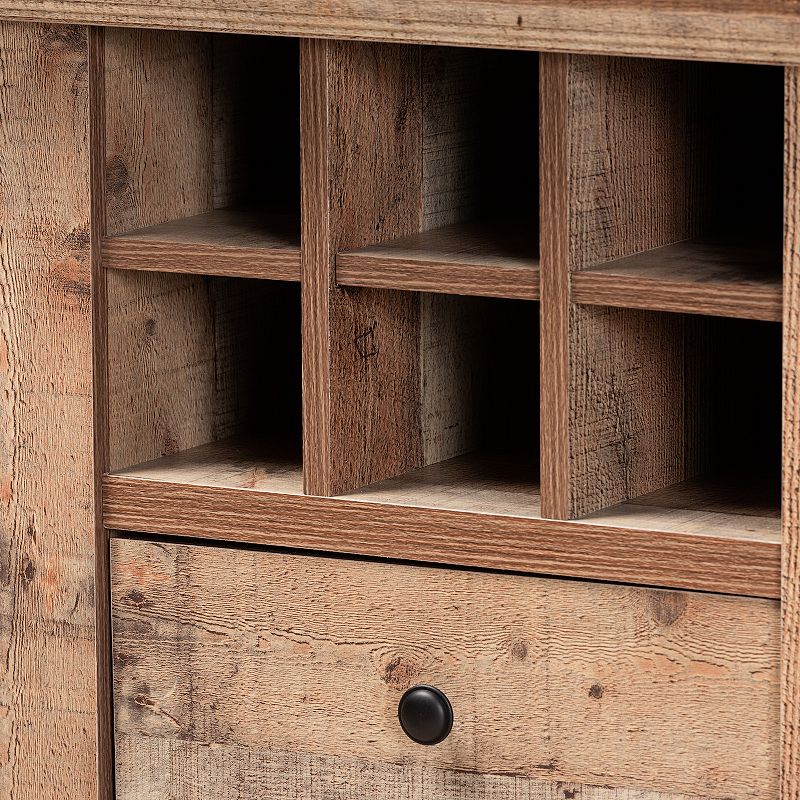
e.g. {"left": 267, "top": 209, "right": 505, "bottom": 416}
{"left": 102, "top": 473, "right": 780, "bottom": 598}
{"left": 571, "top": 240, "right": 783, "bottom": 322}
{"left": 0, "top": 4, "right": 794, "bottom": 798}
{"left": 0, "top": 21, "right": 98, "bottom": 800}
{"left": 103, "top": 209, "right": 301, "bottom": 281}
{"left": 115, "top": 738, "right": 721, "bottom": 800}
{"left": 2, "top": 0, "right": 800, "bottom": 64}
{"left": 337, "top": 220, "right": 540, "bottom": 301}
{"left": 783, "top": 65, "right": 800, "bottom": 800}
{"left": 111, "top": 539, "right": 779, "bottom": 799}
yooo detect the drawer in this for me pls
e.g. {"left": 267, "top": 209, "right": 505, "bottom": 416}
{"left": 110, "top": 539, "right": 779, "bottom": 799}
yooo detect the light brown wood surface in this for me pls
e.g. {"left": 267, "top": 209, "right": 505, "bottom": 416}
{"left": 0, "top": 21, "right": 99, "bottom": 800}
{"left": 116, "top": 737, "right": 723, "bottom": 800}
{"left": 106, "top": 269, "right": 301, "bottom": 471}
{"left": 111, "top": 539, "right": 779, "bottom": 799}
{"left": 783, "top": 65, "right": 800, "bottom": 800}
{"left": 102, "top": 472, "right": 779, "bottom": 597}
{"left": 103, "top": 27, "right": 213, "bottom": 237}
{"left": 103, "top": 209, "right": 301, "bottom": 281}
{"left": 2, "top": 0, "right": 800, "bottom": 64}
{"left": 538, "top": 53, "right": 570, "bottom": 520}
{"left": 337, "top": 220, "right": 539, "bottom": 300}
{"left": 88, "top": 26, "right": 114, "bottom": 800}
{"left": 564, "top": 56, "right": 704, "bottom": 519}
{"left": 571, "top": 239, "right": 782, "bottom": 322}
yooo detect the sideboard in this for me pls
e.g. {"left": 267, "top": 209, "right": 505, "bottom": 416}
{"left": 0, "top": 2, "right": 798, "bottom": 799}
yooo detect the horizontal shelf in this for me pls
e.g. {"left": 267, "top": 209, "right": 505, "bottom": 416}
{"left": 110, "top": 438, "right": 304, "bottom": 495}
{"left": 103, "top": 208, "right": 301, "bottom": 281}
{"left": 581, "top": 472, "right": 780, "bottom": 543}
{"left": 571, "top": 239, "right": 782, "bottom": 321}
{"left": 337, "top": 219, "right": 539, "bottom": 300}
{"left": 341, "top": 451, "right": 540, "bottom": 518}
{"left": 103, "top": 448, "right": 779, "bottom": 599}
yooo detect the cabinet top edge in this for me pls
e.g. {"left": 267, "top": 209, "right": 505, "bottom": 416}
{"left": 1, "top": 0, "right": 800, "bottom": 66}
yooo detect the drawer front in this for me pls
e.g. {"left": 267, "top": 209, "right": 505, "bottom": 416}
{"left": 110, "top": 539, "right": 779, "bottom": 800}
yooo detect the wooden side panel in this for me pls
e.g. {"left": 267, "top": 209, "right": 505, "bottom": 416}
{"left": 111, "top": 539, "right": 779, "bottom": 799}
{"left": 115, "top": 736, "right": 715, "bottom": 800}
{"left": 300, "top": 39, "right": 424, "bottom": 495}
{"left": 783, "top": 65, "right": 800, "bottom": 800}
{"left": 0, "top": 21, "right": 98, "bottom": 800}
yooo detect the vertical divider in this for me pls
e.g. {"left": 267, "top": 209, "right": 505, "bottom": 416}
{"left": 88, "top": 25, "right": 115, "bottom": 800}
{"left": 782, "top": 65, "right": 800, "bottom": 800}
{"left": 300, "top": 39, "right": 425, "bottom": 496}
{"left": 539, "top": 53, "right": 571, "bottom": 521}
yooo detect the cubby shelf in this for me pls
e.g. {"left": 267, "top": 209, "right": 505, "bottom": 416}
{"left": 582, "top": 472, "right": 780, "bottom": 542}
{"left": 96, "top": 33, "right": 787, "bottom": 604}
{"left": 337, "top": 219, "right": 539, "bottom": 300}
{"left": 109, "top": 437, "right": 304, "bottom": 494}
{"left": 103, "top": 208, "right": 301, "bottom": 281}
{"left": 571, "top": 239, "right": 782, "bottom": 321}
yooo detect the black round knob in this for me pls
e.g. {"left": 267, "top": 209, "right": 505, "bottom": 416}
{"left": 398, "top": 685, "right": 453, "bottom": 745}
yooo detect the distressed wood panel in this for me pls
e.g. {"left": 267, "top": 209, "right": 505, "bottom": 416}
{"left": 782, "top": 65, "right": 800, "bottom": 800}
{"left": 103, "top": 27, "right": 213, "bottom": 236}
{"left": 300, "top": 39, "right": 424, "bottom": 496}
{"left": 0, "top": 21, "right": 98, "bottom": 800}
{"left": 111, "top": 540, "right": 779, "bottom": 799}
{"left": 563, "top": 56, "right": 704, "bottom": 519}
{"left": 115, "top": 736, "right": 717, "bottom": 800}
{"left": 2, "top": 0, "right": 800, "bottom": 65}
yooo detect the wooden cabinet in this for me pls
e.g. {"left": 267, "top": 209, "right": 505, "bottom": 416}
{"left": 0, "top": 6, "right": 798, "bottom": 800}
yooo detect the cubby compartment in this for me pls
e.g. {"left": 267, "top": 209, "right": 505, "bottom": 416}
{"left": 336, "top": 47, "right": 539, "bottom": 300}
{"left": 577, "top": 311, "right": 781, "bottom": 540}
{"left": 101, "top": 29, "right": 300, "bottom": 280}
{"left": 568, "top": 58, "right": 785, "bottom": 321}
{"left": 106, "top": 270, "right": 302, "bottom": 493}
{"left": 342, "top": 292, "right": 540, "bottom": 517}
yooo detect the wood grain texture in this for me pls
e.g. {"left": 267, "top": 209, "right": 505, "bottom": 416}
{"left": 106, "top": 269, "right": 301, "bottom": 471}
{"left": 0, "top": 21, "right": 98, "bottom": 800}
{"left": 103, "top": 209, "right": 301, "bottom": 281}
{"left": 102, "top": 474, "right": 780, "bottom": 598}
{"left": 539, "top": 53, "right": 570, "bottom": 520}
{"left": 104, "top": 27, "right": 213, "bottom": 236}
{"left": 561, "top": 57, "right": 707, "bottom": 518}
{"left": 337, "top": 220, "right": 539, "bottom": 300}
{"left": 115, "top": 736, "right": 717, "bottom": 800}
{"left": 300, "top": 39, "right": 424, "bottom": 496}
{"left": 782, "top": 65, "right": 800, "bottom": 800}
{"left": 88, "top": 26, "right": 114, "bottom": 800}
{"left": 568, "top": 57, "right": 702, "bottom": 272}
{"left": 111, "top": 539, "right": 780, "bottom": 798}
{"left": 2, "top": 0, "right": 800, "bottom": 64}
{"left": 571, "top": 239, "right": 783, "bottom": 322}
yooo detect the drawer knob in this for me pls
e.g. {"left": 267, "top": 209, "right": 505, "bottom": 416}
{"left": 398, "top": 685, "right": 453, "bottom": 745}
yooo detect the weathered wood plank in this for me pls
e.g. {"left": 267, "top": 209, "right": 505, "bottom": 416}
{"left": 111, "top": 539, "right": 779, "bottom": 799}
{"left": 115, "top": 735, "right": 718, "bottom": 800}
{"left": 1, "top": 0, "right": 800, "bottom": 65}
{"left": 782, "top": 65, "right": 800, "bottom": 800}
{"left": 0, "top": 21, "right": 98, "bottom": 800}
